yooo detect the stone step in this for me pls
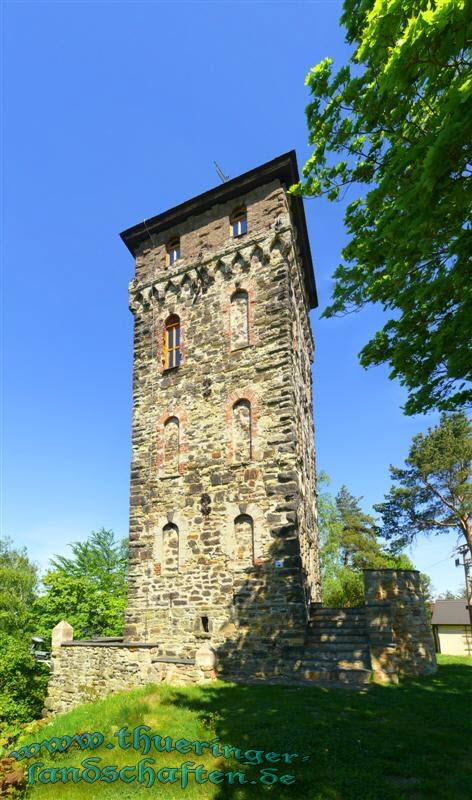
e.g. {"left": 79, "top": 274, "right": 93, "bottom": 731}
{"left": 310, "top": 609, "right": 367, "bottom": 618}
{"left": 310, "top": 618, "right": 366, "bottom": 626}
{"left": 311, "top": 607, "right": 366, "bottom": 616}
{"left": 301, "top": 667, "right": 372, "bottom": 685}
{"left": 306, "top": 625, "right": 367, "bottom": 639}
{"left": 337, "top": 668, "right": 372, "bottom": 685}
{"left": 302, "top": 657, "right": 370, "bottom": 670}
{"left": 306, "top": 634, "right": 369, "bottom": 645}
{"left": 307, "top": 628, "right": 368, "bottom": 637}
{"left": 309, "top": 618, "right": 368, "bottom": 629}
{"left": 304, "top": 645, "right": 370, "bottom": 659}
{"left": 303, "top": 650, "right": 369, "bottom": 660}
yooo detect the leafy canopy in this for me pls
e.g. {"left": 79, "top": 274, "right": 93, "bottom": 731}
{"left": 292, "top": 0, "right": 472, "bottom": 415}
{"left": 34, "top": 528, "right": 128, "bottom": 641}
{"left": 0, "top": 633, "right": 49, "bottom": 727}
{"left": 374, "top": 412, "right": 472, "bottom": 556}
{"left": 0, "top": 540, "right": 48, "bottom": 732}
{"left": 318, "top": 476, "right": 430, "bottom": 606}
{"left": 0, "top": 537, "right": 38, "bottom": 635}
{"left": 334, "top": 485, "right": 382, "bottom": 568}
{"left": 0, "top": 530, "right": 128, "bottom": 738}
{"left": 49, "top": 527, "right": 128, "bottom": 589}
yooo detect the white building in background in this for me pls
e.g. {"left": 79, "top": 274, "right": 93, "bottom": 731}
{"left": 432, "top": 600, "right": 472, "bottom": 656}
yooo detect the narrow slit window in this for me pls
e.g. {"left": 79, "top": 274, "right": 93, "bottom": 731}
{"left": 164, "top": 416, "right": 180, "bottom": 473}
{"left": 162, "top": 522, "right": 179, "bottom": 573}
{"left": 234, "top": 514, "right": 255, "bottom": 566}
{"left": 232, "top": 399, "right": 252, "bottom": 462}
{"left": 230, "top": 289, "right": 249, "bottom": 349}
{"left": 230, "top": 207, "right": 247, "bottom": 238}
{"left": 164, "top": 314, "right": 181, "bottom": 369}
{"left": 167, "top": 237, "right": 181, "bottom": 266}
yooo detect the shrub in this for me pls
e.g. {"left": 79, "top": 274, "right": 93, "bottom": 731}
{"left": 0, "top": 634, "right": 49, "bottom": 730}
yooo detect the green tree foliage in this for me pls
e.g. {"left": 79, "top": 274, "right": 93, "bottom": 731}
{"left": 319, "top": 477, "right": 430, "bottom": 606}
{"left": 375, "top": 412, "right": 472, "bottom": 557}
{"left": 334, "top": 485, "right": 382, "bottom": 568}
{"left": 0, "top": 633, "right": 49, "bottom": 728}
{"left": 0, "top": 537, "right": 38, "bottom": 635}
{"left": 0, "top": 541, "right": 48, "bottom": 733}
{"left": 34, "top": 529, "right": 128, "bottom": 641}
{"left": 0, "top": 530, "right": 127, "bottom": 735}
{"left": 49, "top": 527, "right": 128, "bottom": 589}
{"left": 292, "top": 0, "right": 472, "bottom": 415}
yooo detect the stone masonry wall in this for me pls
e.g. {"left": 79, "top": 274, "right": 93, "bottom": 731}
{"left": 124, "top": 178, "right": 320, "bottom": 678}
{"left": 45, "top": 567, "right": 438, "bottom": 714}
{"left": 45, "top": 642, "right": 215, "bottom": 716}
{"left": 363, "top": 569, "right": 437, "bottom": 683}
{"left": 287, "top": 196, "right": 319, "bottom": 606}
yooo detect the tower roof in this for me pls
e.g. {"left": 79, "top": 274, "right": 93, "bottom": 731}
{"left": 119, "top": 150, "right": 318, "bottom": 309}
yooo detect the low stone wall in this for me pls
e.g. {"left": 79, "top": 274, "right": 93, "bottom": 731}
{"left": 45, "top": 569, "right": 438, "bottom": 713}
{"left": 363, "top": 569, "right": 437, "bottom": 683}
{"left": 44, "top": 623, "right": 216, "bottom": 716}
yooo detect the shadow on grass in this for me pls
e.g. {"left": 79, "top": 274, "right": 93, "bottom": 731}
{"left": 158, "top": 662, "right": 472, "bottom": 800}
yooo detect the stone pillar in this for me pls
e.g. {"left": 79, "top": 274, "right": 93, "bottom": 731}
{"left": 363, "top": 569, "right": 437, "bottom": 683}
{"left": 195, "top": 644, "right": 217, "bottom": 680}
{"left": 51, "top": 620, "right": 74, "bottom": 650}
{"left": 43, "top": 621, "right": 74, "bottom": 717}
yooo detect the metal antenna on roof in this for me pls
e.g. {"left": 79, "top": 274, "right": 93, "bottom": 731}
{"left": 214, "top": 161, "right": 229, "bottom": 183}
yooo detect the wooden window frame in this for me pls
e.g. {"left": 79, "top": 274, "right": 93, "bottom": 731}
{"left": 230, "top": 207, "right": 247, "bottom": 238}
{"left": 166, "top": 237, "right": 181, "bottom": 266}
{"left": 164, "top": 315, "right": 181, "bottom": 369}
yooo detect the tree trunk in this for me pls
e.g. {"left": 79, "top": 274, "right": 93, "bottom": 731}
{"left": 463, "top": 517, "right": 472, "bottom": 560}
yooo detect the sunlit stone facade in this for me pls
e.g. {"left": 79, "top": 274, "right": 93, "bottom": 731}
{"left": 121, "top": 152, "right": 320, "bottom": 676}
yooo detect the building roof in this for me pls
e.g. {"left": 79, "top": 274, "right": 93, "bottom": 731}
{"left": 432, "top": 600, "right": 471, "bottom": 625}
{"left": 119, "top": 150, "right": 318, "bottom": 309}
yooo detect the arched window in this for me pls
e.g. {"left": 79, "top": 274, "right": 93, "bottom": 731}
{"left": 162, "top": 522, "right": 179, "bottom": 573}
{"left": 234, "top": 514, "right": 254, "bottom": 566}
{"left": 166, "top": 237, "right": 181, "bottom": 266}
{"left": 230, "top": 290, "right": 249, "bottom": 349}
{"left": 164, "top": 314, "right": 181, "bottom": 369}
{"left": 230, "top": 207, "right": 247, "bottom": 238}
{"left": 164, "top": 416, "right": 180, "bottom": 474}
{"left": 232, "top": 399, "right": 252, "bottom": 463}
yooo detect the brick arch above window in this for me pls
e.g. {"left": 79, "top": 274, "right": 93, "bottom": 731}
{"left": 222, "top": 279, "right": 256, "bottom": 353}
{"left": 224, "top": 389, "right": 261, "bottom": 463}
{"left": 163, "top": 417, "right": 180, "bottom": 475}
{"left": 232, "top": 399, "right": 252, "bottom": 463}
{"left": 221, "top": 502, "right": 264, "bottom": 567}
{"left": 230, "top": 290, "right": 249, "bottom": 350}
{"left": 156, "top": 308, "right": 187, "bottom": 373}
{"left": 152, "top": 512, "right": 190, "bottom": 574}
{"left": 156, "top": 408, "right": 188, "bottom": 476}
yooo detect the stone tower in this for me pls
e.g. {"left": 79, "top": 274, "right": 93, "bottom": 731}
{"left": 120, "top": 151, "right": 320, "bottom": 678}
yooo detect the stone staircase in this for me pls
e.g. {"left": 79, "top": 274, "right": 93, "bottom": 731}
{"left": 301, "top": 606, "right": 372, "bottom": 685}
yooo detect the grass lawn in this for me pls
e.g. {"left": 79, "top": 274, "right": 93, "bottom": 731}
{"left": 10, "top": 655, "right": 472, "bottom": 799}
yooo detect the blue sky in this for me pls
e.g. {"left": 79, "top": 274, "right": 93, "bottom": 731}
{"left": 2, "top": 1, "right": 463, "bottom": 596}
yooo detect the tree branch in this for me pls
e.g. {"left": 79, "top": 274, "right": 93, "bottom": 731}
{"left": 420, "top": 474, "right": 461, "bottom": 517}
